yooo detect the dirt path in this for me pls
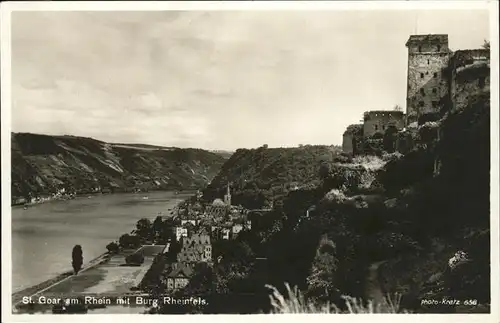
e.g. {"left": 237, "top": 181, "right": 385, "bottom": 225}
{"left": 365, "top": 260, "right": 387, "bottom": 304}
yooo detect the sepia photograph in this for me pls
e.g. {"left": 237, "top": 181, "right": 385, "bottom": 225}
{"left": 1, "top": 0, "right": 499, "bottom": 320}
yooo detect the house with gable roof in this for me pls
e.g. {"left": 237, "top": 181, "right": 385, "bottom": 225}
{"left": 163, "top": 262, "right": 194, "bottom": 291}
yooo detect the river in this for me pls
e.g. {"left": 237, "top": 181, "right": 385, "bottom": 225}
{"left": 11, "top": 191, "right": 190, "bottom": 293}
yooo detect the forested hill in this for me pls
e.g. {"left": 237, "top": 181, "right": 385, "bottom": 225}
{"left": 202, "top": 145, "right": 342, "bottom": 209}
{"left": 11, "top": 133, "right": 226, "bottom": 200}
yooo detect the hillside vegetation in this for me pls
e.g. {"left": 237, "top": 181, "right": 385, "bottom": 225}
{"left": 195, "top": 88, "right": 490, "bottom": 313}
{"left": 202, "top": 145, "right": 342, "bottom": 209}
{"left": 11, "top": 133, "right": 226, "bottom": 201}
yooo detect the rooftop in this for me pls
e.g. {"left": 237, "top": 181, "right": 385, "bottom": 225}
{"left": 406, "top": 34, "right": 448, "bottom": 46}
{"left": 166, "top": 263, "right": 194, "bottom": 278}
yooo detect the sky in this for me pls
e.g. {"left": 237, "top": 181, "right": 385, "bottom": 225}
{"left": 11, "top": 9, "right": 490, "bottom": 150}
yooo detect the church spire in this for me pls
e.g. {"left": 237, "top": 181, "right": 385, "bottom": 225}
{"left": 224, "top": 182, "right": 231, "bottom": 206}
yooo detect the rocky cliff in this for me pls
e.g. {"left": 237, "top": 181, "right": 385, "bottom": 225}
{"left": 11, "top": 133, "right": 226, "bottom": 202}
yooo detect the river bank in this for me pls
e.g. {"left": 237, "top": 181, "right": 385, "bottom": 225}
{"left": 12, "top": 188, "right": 198, "bottom": 207}
{"left": 12, "top": 190, "right": 191, "bottom": 293}
{"left": 12, "top": 190, "right": 194, "bottom": 306}
{"left": 12, "top": 252, "right": 109, "bottom": 306}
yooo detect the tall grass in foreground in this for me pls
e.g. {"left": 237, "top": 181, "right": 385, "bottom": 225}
{"left": 266, "top": 284, "right": 408, "bottom": 314}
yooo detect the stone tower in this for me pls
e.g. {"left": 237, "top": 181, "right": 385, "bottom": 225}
{"left": 405, "top": 34, "right": 451, "bottom": 125}
{"left": 224, "top": 182, "right": 231, "bottom": 206}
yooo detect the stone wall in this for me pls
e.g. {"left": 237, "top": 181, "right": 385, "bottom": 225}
{"left": 449, "top": 49, "right": 490, "bottom": 112}
{"left": 342, "top": 133, "right": 354, "bottom": 154}
{"left": 406, "top": 35, "right": 451, "bottom": 125}
{"left": 406, "top": 53, "right": 450, "bottom": 124}
{"left": 363, "top": 111, "right": 405, "bottom": 137}
{"left": 342, "top": 124, "right": 363, "bottom": 155}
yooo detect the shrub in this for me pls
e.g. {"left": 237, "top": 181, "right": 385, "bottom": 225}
{"left": 106, "top": 242, "right": 119, "bottom": 254}
{"left": 119, "top": 234, "right": 141, "bottom": 249}
{"left": 125, "top": 253, "right": 145, "bottom": 266}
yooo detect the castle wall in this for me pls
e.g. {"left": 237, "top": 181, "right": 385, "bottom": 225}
{"left": 342, "top": 133, "right": 353, "bottom": 154}
{"left": 363, "top": 111, "right": 405, "bottom": 137}
{"left": 406, "top": 36, "right": 450, "bottom": 54}
{"left": 342, "top": 124, "right": 363, "bottom": 155}
{"left": 449, "top": 49, "right": 490, "bottom": 112}
{"left": 406, "top": 52, "right": 450, "bottom": 124}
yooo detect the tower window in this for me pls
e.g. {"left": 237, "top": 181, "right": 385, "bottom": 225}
{"left": 418, "top": 46, "right": 422, "bottom": 52}
{"left": 420, "top": 73, "right": 425, "bottom": 78}
{"left": 419, "top": 101, "right": 425, "bottom": 107}
{"left": 437, "top": 45, "right": 441, "bottom": 52}
{"left": 432, "top": 101, "right": 438, "bottom": 108}
{"left": 420, "top": 88, "right": 425, "bottom": 96}
{"left": 432, "top": 88, "right": 437, "bottom": 94}
{"left": 427, "top": 59, "right": 430, "bottom": 64}
{"left": 433, "top": 72, "right": 438, "bottom": 78}
{"left": 374, "top": 125, "right": 378, "bottom": 131}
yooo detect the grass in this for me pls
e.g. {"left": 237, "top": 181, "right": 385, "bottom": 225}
{"left": 266, "top": 283, "right": 408, "bottom": 314}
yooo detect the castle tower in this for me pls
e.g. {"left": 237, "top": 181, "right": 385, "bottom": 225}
{"left": 224, "top": 182, "right": 231, "bottom": 206}
{"left": 405, "top": 34, "right": 451, "bottom": 125}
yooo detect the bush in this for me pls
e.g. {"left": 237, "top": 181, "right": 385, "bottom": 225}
{"left": 125, "top": 253, "right": 145, "bottom": 265}
{"left": 119, "top": 234, "right": 141, "bottom": 249}
{"left": 106, "top": 242, "right": 119, "bottom": 254}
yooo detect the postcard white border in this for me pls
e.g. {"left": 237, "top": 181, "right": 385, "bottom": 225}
{"left": 1, "top": 1, "right": 499, "bottom": 323}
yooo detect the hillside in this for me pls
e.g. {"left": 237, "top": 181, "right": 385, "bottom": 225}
{"left": 210, "top": 150, "right": 234, "bottom": 160}
{"left": 11, "top": 133, "right": 226, "bottom": 201}
{"left": 198, "top": 90, "right": 490, "bottom": 312}
{"left": 202, "top": 145, "right": 342, "bottom": 209}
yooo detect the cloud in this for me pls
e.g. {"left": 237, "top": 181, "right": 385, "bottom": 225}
{"left": 11, "top": 10, "right": 489, "bottom": 150}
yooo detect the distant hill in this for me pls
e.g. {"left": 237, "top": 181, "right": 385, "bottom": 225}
{"left": 210, "top": 150, "right": 234, "bottom": 159}
{"left": 11, "top": 133, "right": 226, "bottom": 200}
{"left": 202, "top": 145, "right": 342, "bottom": 209}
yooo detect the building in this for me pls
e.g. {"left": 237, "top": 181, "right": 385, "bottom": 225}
{"left": 181, "top": 219, "right": 197, "bottom": 227}
{"left": 163, "top": 262, "right": 194, "bottom": 291}
{"left": 340, "top": 34, "right": 490, "bottom": 156}
{"left": 177, "top": 233, "right": 212, "bottom": 262}
{"left": 405, "top": 34, "right": 490, "bottom": 125}
{"left": 221, "top": 228, "right": 230, "bottom": 240}
{"left": 205, "top": 204, "right": 229, "bottom": 219}
{"left": 175, "top": 226, "right": 188, "bottom": 241}
{"left": 448, "top": 49, "right": 490, "bottom": 112}
{"left": 363, "top": 111, "right": 405, "bottom": 137}
{"left": 405, "top": 34, "right": 451, "bottom": 125}
{"left": 224, "top": 182, "right": 232, "bottom": 206}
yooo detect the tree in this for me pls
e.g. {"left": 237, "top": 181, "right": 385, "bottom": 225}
{"left": 72, "top": 245, "right": 83, "bottom": 275}
{"left": 136, "top": 218, "right": 153, "bottom": 241}
{"left": 394, "top": 104, "right": 402, "bottom": 112}
{"left": 318, "top": 161, "right": 331, "bottom": 180}
{"left": 306, "top": 236, "right": 339, "bottom": 300}
{"left": 482, "top": 40, "right": 490, "bottom": 50}
{"left": 152, "top": 216, "right": 164, "bottom": 242}
{"left": 125, "top": 253, "right": 145, "bottom": 266}
{"left": 119, "top": 234, "right": 141, "bottom": 249}
{"left": 106, "top": 242, "right": 119, "bottom": 254}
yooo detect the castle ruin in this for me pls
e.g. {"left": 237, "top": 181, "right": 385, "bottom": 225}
{"left": 341, "top": 33, "right": 490, "bottom": 155}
